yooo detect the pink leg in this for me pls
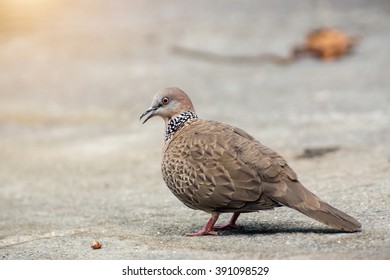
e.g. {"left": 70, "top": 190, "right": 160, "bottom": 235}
{"left": 213, "top": 213, "right": 241, "bottom": 231}
{"left": 186, "top": 213, "right": 220, "bottom": 236}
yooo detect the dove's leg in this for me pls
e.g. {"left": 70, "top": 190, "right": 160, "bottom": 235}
{"left": 186, "top": 213, "right": 219, "bottom": 236}
{"left": 213, "top": 212, "right": 241, "bottom": 230}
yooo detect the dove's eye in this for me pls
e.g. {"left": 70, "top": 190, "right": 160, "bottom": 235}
{"left": 162, "top": 97, "right": 170, "bottom": 105}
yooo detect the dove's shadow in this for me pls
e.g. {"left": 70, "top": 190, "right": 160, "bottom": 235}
{"left": 159, "top": 222, "right": 357, "bottom": 237}
{"left": 219, "top": 222, "right": 349, "bottom": 235}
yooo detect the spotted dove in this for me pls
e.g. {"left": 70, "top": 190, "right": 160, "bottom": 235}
{"left": 140, "top": 87, "right": 362, "bottom": 236}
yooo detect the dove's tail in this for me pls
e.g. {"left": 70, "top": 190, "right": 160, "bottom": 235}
{"left": 264, "top": 180, "right": 362, "bottom": 232}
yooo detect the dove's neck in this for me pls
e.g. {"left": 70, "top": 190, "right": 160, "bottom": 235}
{"left": 164, "top": 111, "right": 198, "bottom": 142}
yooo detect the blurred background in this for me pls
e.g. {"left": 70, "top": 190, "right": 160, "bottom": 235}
{"left": 1, "top": 0, "right": 389, "bottom": 126}
{"left": 1, "top": 0, "right": 389, "bottom": 259}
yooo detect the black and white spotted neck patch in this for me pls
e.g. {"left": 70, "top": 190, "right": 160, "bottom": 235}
{"left": 165, "top": 111, "right": 198, "bottom": 141}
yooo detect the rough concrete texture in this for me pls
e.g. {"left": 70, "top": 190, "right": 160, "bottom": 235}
{"left": 0, "top": 0, "right": 389, "bottom": 259}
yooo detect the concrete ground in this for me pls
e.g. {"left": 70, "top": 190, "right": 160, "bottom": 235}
{"left": 0, "top": 0, "right": 389, "bottom": 259}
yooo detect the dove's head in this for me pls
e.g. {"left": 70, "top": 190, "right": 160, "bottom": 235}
{"left": 140, "top": 87, "right": 196, "bottom": 124}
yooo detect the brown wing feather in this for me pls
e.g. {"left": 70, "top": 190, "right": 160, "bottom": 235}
{"left": 162, "top": 119, "right": 279, "bottom": 213}
{"left": 227, "top": 123, "right": 362, "bottom": 232}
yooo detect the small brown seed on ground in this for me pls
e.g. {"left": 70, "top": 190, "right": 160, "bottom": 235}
{"left": 91, "top": 241, "right": 102, "bottom": 249}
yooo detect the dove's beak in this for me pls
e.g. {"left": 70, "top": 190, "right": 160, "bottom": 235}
{"left": 139, "top": 106, "right": 158, "bottom": 124}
